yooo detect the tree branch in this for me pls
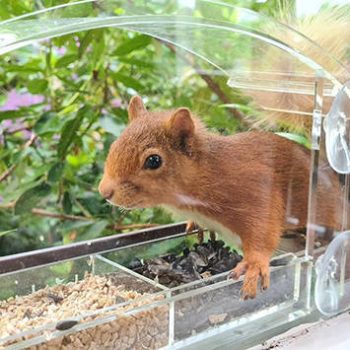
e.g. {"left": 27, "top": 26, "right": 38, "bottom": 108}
{"left": 0, "top": 205, "right": 158, "bottom": 232}
{"left": 31, "top": 208, "right": 91, "bottom": 221}
{"left": 32, "top": 208, "right": 158, "bottom": 230}
{"left": 0, "top": 134, "right": 38, "bottom": 183}
{"left": 0, "top": 164, "right": 16, "bottom": 183}
{"left": 5, "top": 126, "right": 33, "bottom": 135}
{"left": 165, "top": 43, "right": 255, "bottom": 129}
{"left": 109, "top": 223, "right": 158, "bottom": 231}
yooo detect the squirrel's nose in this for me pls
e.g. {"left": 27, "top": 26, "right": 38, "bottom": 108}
{"left": 100, "top": 188, "right": 114, "bottom": 200}
{"left": 98, "top": 181, "right": 115, "bottom": 200}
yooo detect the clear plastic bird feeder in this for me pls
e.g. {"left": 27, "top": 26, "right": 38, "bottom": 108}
{"left": 0, "top": 1, "right": 350, "bottom": 349}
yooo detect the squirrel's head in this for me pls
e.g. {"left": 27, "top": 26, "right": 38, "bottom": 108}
{"left": 98, "top": 96, "right": 205, "bottom": 209}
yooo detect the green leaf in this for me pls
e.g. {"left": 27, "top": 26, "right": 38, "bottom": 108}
{"left": 66, "top": 153, "right": 91, "bottom": 167}
{"left": 0, "top": 109, "right": 32, "bottom": 121}
{"left": 276, "top": 132, "right": 311, "bottom": 149}
{"left": 50, "top": 261, "right": 73, "bottom": 277}
{"left": 78, "top": 31, "right": 95, "bottom": 58}
{"left": 58, "top": 103, "right": 80, "bottom": 116}
{"left": 52, "top": 35, "right": 71, "bottom": 48}
{"left": 78, "top": 220, "right": 109, "bottom": 241}
{"left": 15, "top": 182, "right": 51, "bottom": 215}
{"left": 112, "top": 72, "right": 143, "bottom": 91}
{"left": 27, "top": 79, "right": 48, "bottom": 94}
{"left": 6, "top": 66, "right": 43, "bottom": 74}
{"left": 57, "top": 106, "right": 87, "bottom": 159}
{"left": 119, "top": 57, "right": 154, "bottom": 69}
{"left": 91, "top": 34, "right": 106, "bottom": 64}
{"left": 9, "top": 1, "right": 31, "bottom": 15}
{"left": 34, "top": 112, "right": 62, "bottom": 135}
{"left": 62, "top": 191, "right": 72, "bottom": 214}
{"left": 220, "top": 103, "right": 256, "bottom": 114}
{"left": 48, "top": 162, "right": 65, "bottom": 183}
{"left": 0, "top": 229, "right": 17, "bottom": 237}
{"left": 99, "top": 115, "right": 125, "bottom": 137}
{"left": 55, "top": 54, "right": 77, "bottom": 68}
{"left": 62, "top": 220, "right": 93, "bottom": 233}
{"left": 113, "top": 35, "right": 152, "bottom": 56}
{"left": 61, "top": 2, "right": 93, "bottom": 17}
{"left": 0, "top": 5, "right": 10, "bottom": 20}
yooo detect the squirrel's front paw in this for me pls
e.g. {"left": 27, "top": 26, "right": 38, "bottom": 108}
{"left": 185, "top": 220, "right": 204, "bottom": 244}
{"left": 185, "top": 220, "right": 197, "bottom": 233}
{"left": 185, "top": 221, "right": 216, "bottom": 244}
{"left": 229, "top": 259, "right": 270, "bottom": 300}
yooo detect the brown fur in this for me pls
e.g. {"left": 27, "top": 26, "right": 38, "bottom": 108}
{"left": 99, "top": 97, "right": 343, "bottom": 299}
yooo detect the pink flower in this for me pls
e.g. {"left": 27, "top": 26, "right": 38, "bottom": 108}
{"left": 2, "top": 119, "right": 14, "bottom": 129}
{"left": 1, "top": 119, "right": 25, "bottom": 132}
{"left": 55, "top": 46, "right": 67, "bottom": 56}
{"left": 74, "top": 36, "right": 80, "bottom": 48}
{"left": 111, "top": 98, "right": 122, "bottom": 108}
{"left": 1, "top": 118, "right": 34, "bottom": 140}
{"left": 21, "top": 129, "right": 33, "bottom": 140}
{"left": 0, "top": 89, "right": 44, "bottom": 111}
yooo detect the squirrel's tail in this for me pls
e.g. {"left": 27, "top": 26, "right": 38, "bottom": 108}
{"left": 247, "top": 5, "right": 350, "bottom": 134}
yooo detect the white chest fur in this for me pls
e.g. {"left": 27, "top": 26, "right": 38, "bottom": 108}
{"left": 162, "top": 205, "right": 242, "bottom": 248}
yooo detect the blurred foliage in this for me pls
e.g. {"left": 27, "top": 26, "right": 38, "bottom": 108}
{"left": 0, "top": 0, "right": 300, "bottom": 256}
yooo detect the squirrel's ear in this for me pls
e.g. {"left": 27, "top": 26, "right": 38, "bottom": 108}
{"left": 168, "top": 108, "right": 195, "bottom": 138}
{"left": 128, "top": 96, "right": 146, "bottom": 122}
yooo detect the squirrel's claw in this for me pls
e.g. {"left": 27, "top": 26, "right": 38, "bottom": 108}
{"left": 209, "top": 230, "right": 216, "bottom": 242}
{"left": 185, "top": 220, "right": 204, "bottom": 244}
{"left": 228, "top": 260, "right": 248, "bottom": 280}
{"left": 185, "top": 220, "right": 196, "bottom": 233}
{"left": 228, "top": 259, "right": 270, "bottom": 300}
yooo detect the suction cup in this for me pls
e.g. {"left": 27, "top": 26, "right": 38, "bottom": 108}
{"left": 315, "top": 230, "right": 350, "bottom": 316}
{"left": 324, "top": 81, "right": 350, "bottom": 174}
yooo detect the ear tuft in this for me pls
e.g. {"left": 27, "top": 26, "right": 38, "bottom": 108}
{"left": 168, "top": 108, "right": 195, "bottom": 139}
{"left": 128, "top": 96, "right": 147, "bottom": 122}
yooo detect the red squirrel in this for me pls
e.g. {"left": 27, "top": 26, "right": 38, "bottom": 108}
{"left": 99, "top": 96, "right": 342, "bottom": 299}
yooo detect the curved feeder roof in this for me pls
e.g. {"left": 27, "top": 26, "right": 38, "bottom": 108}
{"left": 0, "top": 0, "right": 349, "bottom": 172}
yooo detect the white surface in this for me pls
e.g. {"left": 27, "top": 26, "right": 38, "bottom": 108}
{"left": 249, "top": 312, "right": 350, "bottom": 350}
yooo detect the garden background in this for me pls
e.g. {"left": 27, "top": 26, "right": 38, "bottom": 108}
{"left": 0, "top": 0, "right": 346, "bottom": 256}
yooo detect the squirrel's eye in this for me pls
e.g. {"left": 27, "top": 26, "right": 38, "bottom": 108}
{"left": 144, "top": 155, "right": 162, "bottom": 170}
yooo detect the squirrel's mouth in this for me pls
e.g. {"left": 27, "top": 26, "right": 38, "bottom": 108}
{"left": 106, "top": 198, "right": 145, "bottom": 210}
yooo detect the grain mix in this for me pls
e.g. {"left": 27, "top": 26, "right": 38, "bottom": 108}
{"left": 0, "top": 273, "right": 169, "bottom": 349}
